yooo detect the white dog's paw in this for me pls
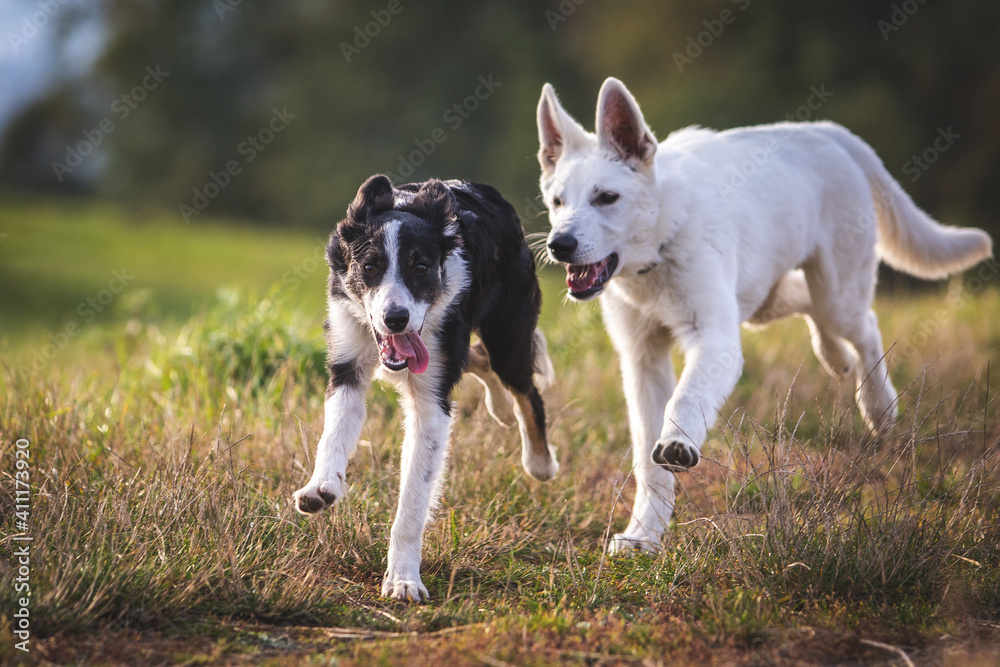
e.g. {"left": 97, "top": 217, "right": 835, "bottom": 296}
{"left": 523, "top": 447, "right": 559, "bottom": 482}
{"left": 292, "top": 476, "right": 343, "bottom": 515}
{"left": 607, "top": 533, "right": 660, "bottom": 555}
{"left": 381, "top": 571, "right": 429, "bottom": 603}
{"left": 652, "top": 436, "right": 699, "bottom": 471}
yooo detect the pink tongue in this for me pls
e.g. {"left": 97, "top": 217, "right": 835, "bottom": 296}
{"left": 387, "top": 332, "right": 430, "bottom": 374}
{"left": 567, "top": 264, "right": 598, "bottom": 292}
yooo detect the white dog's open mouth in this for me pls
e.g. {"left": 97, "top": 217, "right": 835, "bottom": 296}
{"left": 373, "top": 329, "right": 430, "bottom": 374}
{"left": 565, "top": 253, "right": 619, "bottom": 300}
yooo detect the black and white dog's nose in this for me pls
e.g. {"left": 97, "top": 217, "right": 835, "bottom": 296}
{"left": 547, "top": 233, "right": 578, "bottom": 262}
{"left": 383, "top": 306, "right": 409, "bottom": 333}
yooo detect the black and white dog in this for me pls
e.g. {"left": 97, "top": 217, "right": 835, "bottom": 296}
{"left": 293, "top": 175, "right": 558, "bottom": 602}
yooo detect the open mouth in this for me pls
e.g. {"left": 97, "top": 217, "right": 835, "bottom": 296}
{"left": 373, "top": 329, "right": 430, "bottom": 374}
{"left": 565, "top": 253, "right": 619, "bottom": 300}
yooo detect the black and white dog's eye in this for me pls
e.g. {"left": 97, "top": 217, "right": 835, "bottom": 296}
{"left": 413, "top": 262, "right": 428, "bottom": 275}
{"left": 596, "top": 192, "right": 619, "bottom": 205}
{"left": 363, "top": 263, "right": 376, "bottom": 275}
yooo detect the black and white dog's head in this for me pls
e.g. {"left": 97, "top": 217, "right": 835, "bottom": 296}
{"left": 328, "top": 175, "right": 462, "bottom": 374}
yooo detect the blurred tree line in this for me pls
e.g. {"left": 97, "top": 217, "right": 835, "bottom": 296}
{"left": 2, "top": 0, "right": 998, "bottom": 237}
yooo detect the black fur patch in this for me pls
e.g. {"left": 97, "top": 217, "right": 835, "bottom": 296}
{"left": 328, "top": 360, "right": 363, "bottom": 390}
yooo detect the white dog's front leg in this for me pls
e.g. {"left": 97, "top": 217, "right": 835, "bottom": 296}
{"left": 601, "top": 296, "right": 678, "bottom": 554}
{"left": 609, "top": 345, "right": 678, "bottom": 554}
{"left": 653, "top": 329, "right": 743, "bottom": 471}
{"left": 294, "top": 377, "right": 370, "bottom": 514}
{"left": 382, "top": 393, "right": 451, "bottom": 603}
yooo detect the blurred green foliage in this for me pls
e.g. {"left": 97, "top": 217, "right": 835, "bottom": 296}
{"left": 1, "top": 0, "right": 998, "bottom": 236}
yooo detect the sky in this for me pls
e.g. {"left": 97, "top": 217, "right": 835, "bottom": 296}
{"left": 0, "top": 0, "right": 104, "bottom": 131}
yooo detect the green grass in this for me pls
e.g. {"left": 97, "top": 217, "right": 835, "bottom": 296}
{"left": 0, "top": 195, "right": 329, "bottom": 334}
{"left": 1, "top": 199, "right": 999, "bottom": 665}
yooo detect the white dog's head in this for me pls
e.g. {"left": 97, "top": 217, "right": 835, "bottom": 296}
{"left": 537, "top": 77, "right": 663, "bottom": 301}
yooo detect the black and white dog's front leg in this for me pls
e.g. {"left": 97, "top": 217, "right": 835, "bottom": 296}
{"left": 294, "top": 357, "right": 373, "bottom": 514}
{"left": 381, "top": 376, "right": 453, "bottom": 603}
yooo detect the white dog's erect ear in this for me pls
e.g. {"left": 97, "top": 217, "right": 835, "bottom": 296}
{"left": 596, "top": 78, "right": 656, "bottom": 169}
{"left": 537, "top": 83, "right": 587, "bottom": 175}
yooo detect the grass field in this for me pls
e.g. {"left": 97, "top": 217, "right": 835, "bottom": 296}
{"left": 1, "top": 198, "right": 999, "bottom": 665}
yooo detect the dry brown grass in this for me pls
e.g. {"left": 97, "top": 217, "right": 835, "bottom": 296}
{"left": 1, "top": 275, "right": 998, "bottom": 665}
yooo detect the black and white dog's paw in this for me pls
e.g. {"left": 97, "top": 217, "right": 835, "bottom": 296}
{"left": 522, "top": 446, "right": 559, "bottom": 482}
{"left": 652, "top": 437, "right": 699, "bottom": 471}
{"left": 292, "top": 477, "right": 342, "bottom": 515}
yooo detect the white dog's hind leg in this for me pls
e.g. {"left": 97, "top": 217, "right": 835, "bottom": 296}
{"left": 382, "top": 381, "right": 452, "bottom": 603}
{"left": 750, "top": 270, "right": 857, "bottom": 379}
{"left": 847, "top": 310, "right": 899, "bottom": 432}
{"left": 804, "top": 316, "right": 858, "bottom": 380}
{"left": 802, "top": 250, "right": 899, "bottom": 431}
{"left": 748, "top": 269, "right": 813, "bottom": 325}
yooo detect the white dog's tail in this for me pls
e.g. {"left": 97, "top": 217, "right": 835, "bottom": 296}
{"left": 819, "top": 122, "right": 992, "bottom": 279}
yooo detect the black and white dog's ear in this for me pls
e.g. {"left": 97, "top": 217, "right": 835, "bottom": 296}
{"left": 411, "top": 179, "right": 461, "bottom": 255}
{"left": 347, "top": 174, "right": 395, "bottom": 224}
{"left": 537, "top": 83, "right": 587, "bottom": 176}
{"left": 336, "top": 174, "right": 395, "bottom": 266}
{"left": 596, "top": 77, "right": 657, "bottom": 170}
{"left": 325, "top": 231, "right": 345, "bottom": 272}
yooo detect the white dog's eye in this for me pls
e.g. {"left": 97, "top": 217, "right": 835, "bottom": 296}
{"left": 596, "top": 192, "right": 619, "bottom": 206}
{"left": 552, "top": 196, "right": 562, "bottom": 207}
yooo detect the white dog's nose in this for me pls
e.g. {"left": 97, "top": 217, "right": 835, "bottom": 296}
{"left": 547, "top": 233, "right": 578, "bottom": 261}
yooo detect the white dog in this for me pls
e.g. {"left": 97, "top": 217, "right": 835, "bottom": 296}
{"left": 537, "top": 77, "right": 992, "bottom": 553}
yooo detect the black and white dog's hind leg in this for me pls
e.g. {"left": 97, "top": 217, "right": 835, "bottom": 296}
{"left": 465, "top": 329, "right": 557, "bottom": 478}
{"left": 480, "top": 310, "right": 558, "bottom": 482}
{"left": 466, "top": 340, "right": 517, "bottom": 427}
